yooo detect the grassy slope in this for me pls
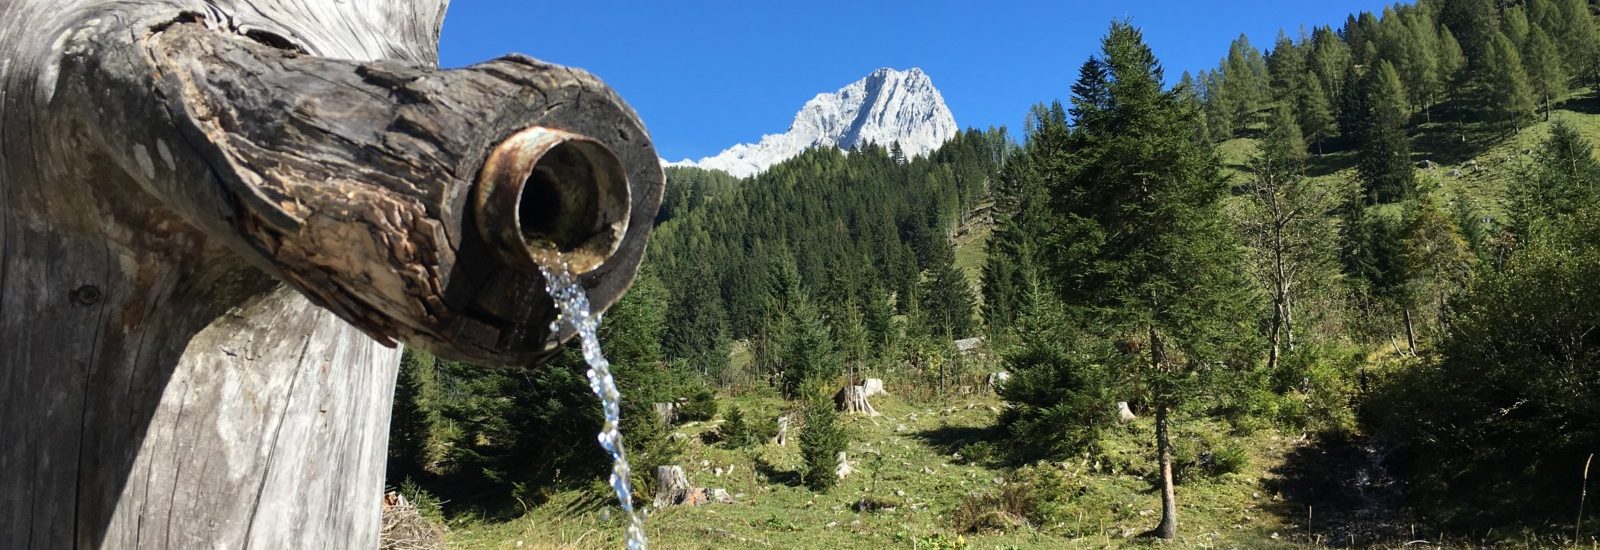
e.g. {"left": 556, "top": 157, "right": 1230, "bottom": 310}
{"left": 446, "top": 391, "right": 1304, "bottom": 549}
{"left": 441, "top": 100, "right": 1600, "bottom": 549}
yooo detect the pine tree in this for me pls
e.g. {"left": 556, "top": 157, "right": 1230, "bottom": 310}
{"left": 1046, "top": 21, "right": 1257, "bottom": 540}
{"left": 1267, "top": 30, "right": 1306, "bottom": 103}
{"left": 1524, "top": 26, "right": 1567, "bottom": 120}
{"left": 778, "top": 287, "right": 838, "bottom": 399}
{"left": 1357, "top": 61, "right": 1416, "bottom": 204}
{"left": 1483, "top": 31, "right": 1537, "bottom": 130}
{"left": 919, "top": 238, "right": 977, "bottom": 339}
{"left": 798, "top": 384, "right": 848, "bottom": 491}
{"left": 1297, "top": 74, "right": 1337, "bottom": 155}
{"left": 1437, "top": 26, "right": 1467, "bottom": 90}
{"left": 1557, "top": 0, "right": 1600, "bottom": 81}
{"left": 1514, "top": 120, "right": 1600, "bottom": 233}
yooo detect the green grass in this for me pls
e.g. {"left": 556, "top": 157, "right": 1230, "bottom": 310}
{"left": 434, "top": 100, "right": 1600, "bottom": 550}
{"left": 441, "top": 390, "right": 1339, "bottom": 549}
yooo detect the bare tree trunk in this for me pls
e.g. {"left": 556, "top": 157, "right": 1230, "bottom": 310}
{"left": 1403, "top": 307, "right": 1418, "bottom": 355}
{"left": 0, "top": 2, "right": 662, "bottom": 548}
{"left": 1154, "top": 402, "right": 1178, "bottom": 540}
{"left": 1148, "top": 323, "right": 1177, "bottom": 540}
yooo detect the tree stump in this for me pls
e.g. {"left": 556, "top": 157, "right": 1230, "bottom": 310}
{"left": 652, "top": 465, "right": 691, "bottom": 508}
{"left": 773, "top": 415, "right": 791, "bottom": 446}
{"left": 0, "top": 2, "right": 663, "bottom": 548}
{"left": 836, "top": 385, "right": 881, "bottom": 416}
{"left": 835, "top": 451, "right": 854, "bottom": 480}
{"left": 1118, "top": 401, "right": 1138, "bottom": 422}
{"left": 861, "top": 378, "right": 887, "bottom": 397}
{"left": 653, "top": 402, "right": 677, "bottom": 427}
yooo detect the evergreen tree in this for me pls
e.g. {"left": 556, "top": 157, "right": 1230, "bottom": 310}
{"left": 1483, "top": 31, "right": 1537, "bottom": 129}
{"left": 1514, "top": 120, "right": 1600, "bottom": 234}
{"left": 862, "top": 285, "right": 895, "bottom": 355}
{"left": 919, "top": 238, "right": 977, "bottom": 339}
{"left": 832, "top": 300, "right": 871, "bottom": 383}
{"left": 778, "top": 287, "right": 838, "bottom": 399}
{"left": 798, "top": 384, "right": 849, "bottom": 491}
{"left": 995, "top": 284, "right": 1115, "bottom": 461}
{"left": 663, "top": 262, "right": 732, "bottom": 379}
{"left": 1046, "top": 21, "right": 1257, "bottom": 540}
{"left": 1557, "top": 0, "right": 1600, "bottom": 81}
{"left": 1524, "top": 26, "right": 1567, "bottom": 120}
{"left": 1437, "top": 26, "right": 1467, "bottom": 90}
{"left": 1357, "top": 61, "right": 1416, "bottom": 204}
{"left": 1297, "top": 74, "right": 1337, "bottom": 155}
{"left": 1267, "top": 29, "right": 1306, "bottom": 102}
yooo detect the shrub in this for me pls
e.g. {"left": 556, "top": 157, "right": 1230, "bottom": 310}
{"left": 676, "top": 388, "right": 718, "bottom": 422}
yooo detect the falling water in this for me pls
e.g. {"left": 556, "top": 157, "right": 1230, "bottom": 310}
{"left": 539, "top": 257, "right": 648, "bottom": 550}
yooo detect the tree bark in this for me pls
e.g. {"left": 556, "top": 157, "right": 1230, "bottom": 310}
{"left": 1154, "top": 401, "right": 1178, "bottom": 540}
{"left": 0, "top": 2, "right": 662, "bottom": 548}
{"left": 835, "top": 385, "right": 880, "bottom": 417}
{"left": 1403, "top": 307, "right": 1418, "bottom": 355}
{"left": 1148, "top": 323, "right": 1177, "bottom": 540}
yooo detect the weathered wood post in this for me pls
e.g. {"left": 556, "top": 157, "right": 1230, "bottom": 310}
{"left": 0, "top": 2, "right": 663, "bottom": 548}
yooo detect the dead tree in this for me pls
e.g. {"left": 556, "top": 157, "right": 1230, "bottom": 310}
{"left": 836, "top": 385, "right": 881, "bottom": 416}
{"left": 652, "top": 465, "right": 691, "bottom": 508}
{"left": 0, "top": 2, "right": 663, "bottom": 548}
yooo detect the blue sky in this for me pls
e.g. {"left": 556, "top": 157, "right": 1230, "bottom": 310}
{"left": 440, "top": 1, "right": 1395, "bottom": 162}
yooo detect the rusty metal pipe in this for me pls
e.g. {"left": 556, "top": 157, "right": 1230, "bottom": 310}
{"left": 475, "top": 127, "right": 632, "bottom": 275}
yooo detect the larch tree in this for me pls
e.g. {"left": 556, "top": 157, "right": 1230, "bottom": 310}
{"left": 1298, "top": 75, "right": 1338, "bottom": 155}
{"left": 1484, "top": 31, "right": 1538, "bottom": 130}
{"left": 1524, "top": 26, "right": 1568, "bottom": 120}
{"left": 1046, "top": 21, "right": 1256, "bottom": 541}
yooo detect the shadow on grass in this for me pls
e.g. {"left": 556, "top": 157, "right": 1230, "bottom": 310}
{"left": 1263, "top": 431, "right": 1423, "bottom": 548}
{"left": 752, "top": 458, "right": 803, "bottom": 487}
{"left": 910, "top": 424, "right": 1007, "bottom": 466}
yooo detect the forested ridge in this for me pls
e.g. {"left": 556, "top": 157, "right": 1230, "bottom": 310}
{"left": 388, "top": 1, "right": 1600, "bottom": 546}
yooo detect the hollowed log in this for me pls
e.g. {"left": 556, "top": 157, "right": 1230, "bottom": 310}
{"left": 0, "top": 2, "right": 663, "bottom": 548}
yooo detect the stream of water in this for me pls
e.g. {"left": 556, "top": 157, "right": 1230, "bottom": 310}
{"left": 539, "top": 258, "right": 648, "bottom": 550}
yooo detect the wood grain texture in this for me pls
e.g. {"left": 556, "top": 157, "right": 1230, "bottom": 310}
{"left": 0, "top": 1, "right": 662, "bottom": 547}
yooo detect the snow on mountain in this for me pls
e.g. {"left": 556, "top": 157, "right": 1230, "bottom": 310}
{"left": 668, "top": 67, "right": 958, "bottom": 178}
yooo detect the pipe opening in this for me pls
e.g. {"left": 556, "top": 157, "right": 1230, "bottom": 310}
{"left": 477, "top": 127, "right": 631, "bottom": 276}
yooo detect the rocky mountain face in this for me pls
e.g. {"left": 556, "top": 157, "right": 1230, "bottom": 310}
{"left": 669, "top": 67, "right": 958, "bottom": 178}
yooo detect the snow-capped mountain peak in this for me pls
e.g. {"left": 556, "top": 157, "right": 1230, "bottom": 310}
{"left": 669, "top": 67, "right": 958, "bottom": 178}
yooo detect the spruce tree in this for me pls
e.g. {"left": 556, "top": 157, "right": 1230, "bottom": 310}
{"left": 1524, "top": 26, "right": 1567, "bottom": 120}
{"left": 1046, "top": 21, "right": 1257, "bottom": 540}
{"left": 778, "top": 287, "right": 838, "bottom": 399}
{"left": 1357, "top": 61, "right": 1416, "bottom": 204}
{"left": 919, "top": 238, "right": 977, "bottom": 339}
{"left": 798, "top": 384, "right": 848, "bottom": 491}
{"left": 1514, "top": 120, "right": 1600, "bottom": 233}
